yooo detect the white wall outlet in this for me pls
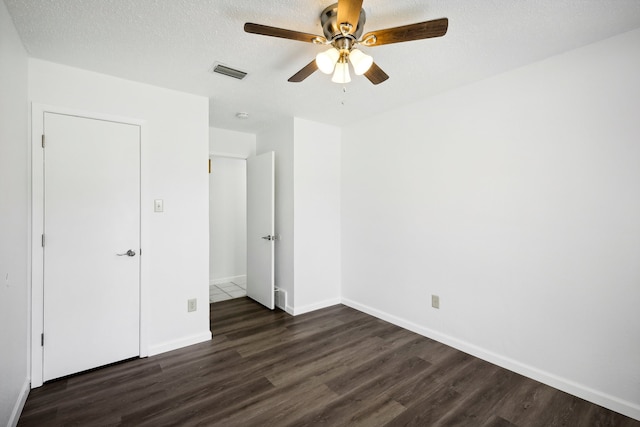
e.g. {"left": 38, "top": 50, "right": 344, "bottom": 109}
{"left": 431, "top": 295, "right": 440, "bottom": 309}
{"left": 187, "top": 298, "right": 197, "bottom": 312}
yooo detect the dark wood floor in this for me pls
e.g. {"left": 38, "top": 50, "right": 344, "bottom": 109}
{"left": 19, "top": 297, "right": 639, "bottom": 426}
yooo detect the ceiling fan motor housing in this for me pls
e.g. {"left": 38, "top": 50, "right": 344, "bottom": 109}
{"left": 321, "top": 3, "right": 366, "bottom": 43}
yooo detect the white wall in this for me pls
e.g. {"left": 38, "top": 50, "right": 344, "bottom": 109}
{"left": 0, "top": 2, "right": 30, "bottom": 424}
{"left": 29, "top": 59, "right": 211, "bottom": 356}
{"left": 210, "top": 127, "right": 256, "bottom": 158}
{"left": 257, "top": 118, "right": 295, "bottom": 309}
{"left": 341, "top": 28, "right": 640, "bottom": 420}
{"left": 209, "top": 157, "right": 247, "bottom": 283}
{"left": 293, "top": 118, "right": 341, "bottom": 313}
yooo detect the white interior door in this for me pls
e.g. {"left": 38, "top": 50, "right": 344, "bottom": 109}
{"left": 246, "top": 152, "right": 275, "bottom": 309}
{"left": 43, "top": 112, "right": 141, "bottom": 381}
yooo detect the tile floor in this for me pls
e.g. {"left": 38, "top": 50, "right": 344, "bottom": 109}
{"left": 209, "top": 279, "right": 246, "bottom": 303}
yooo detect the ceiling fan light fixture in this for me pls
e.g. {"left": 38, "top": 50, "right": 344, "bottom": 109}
{"left": 316, "top": 47, "right": 340, "bottom": 74}
{"left": 332, "top": 60, "right": 351, "bottom": 84}
{"left": 349, "top": 48, "right": 373, "bottom": 75}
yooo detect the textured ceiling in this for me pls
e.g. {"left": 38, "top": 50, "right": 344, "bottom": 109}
{"left": 5, "top": 0, "right": 640, "bottom": 133}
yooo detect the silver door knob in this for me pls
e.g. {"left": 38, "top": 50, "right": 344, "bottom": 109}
{"left": 261, "top": 235, "right": 273, "bottom": 241}
{"left": 117, "top": 249, "right": 136, "bottom": 257}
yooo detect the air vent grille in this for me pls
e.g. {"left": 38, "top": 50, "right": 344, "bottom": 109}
{"left": 211, "top": 63, "right": 248, "bottom": 80}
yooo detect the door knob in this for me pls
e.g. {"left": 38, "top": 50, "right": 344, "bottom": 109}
{"left": 117, "top": 249, "right": 136, "bottom": 257}
{"left": 261, "top": 235, "right": 273, "bottom": 241}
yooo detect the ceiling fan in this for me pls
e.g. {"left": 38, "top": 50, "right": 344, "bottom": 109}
{"left": 244, "top": 0, "right": 448, "bottom": 85}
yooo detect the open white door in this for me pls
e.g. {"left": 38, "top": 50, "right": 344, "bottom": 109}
{"left": 246, "top": 152, "right": 275, "bottom": 309}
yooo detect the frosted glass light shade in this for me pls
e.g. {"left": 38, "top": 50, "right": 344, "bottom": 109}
{"left": 316, "top": 48, "right": 340, "bottom": 74}
{"left": 331, "top": 61, "right": 351, "bottom": 84}
{"left": 349, "top": 49, "right": 373, "bottom": 75}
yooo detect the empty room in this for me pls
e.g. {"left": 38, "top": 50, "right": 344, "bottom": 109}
{"left": 1, "top": 1, "right": 639, "bottom": 426}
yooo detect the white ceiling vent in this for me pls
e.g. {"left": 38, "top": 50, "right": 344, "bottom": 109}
{"left": 211, "top": 63, "right": 247, "bottom": 80}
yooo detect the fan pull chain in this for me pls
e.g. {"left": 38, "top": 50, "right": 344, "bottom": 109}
{"left": 340, "top": 85, "right": 347, "bottom": 106}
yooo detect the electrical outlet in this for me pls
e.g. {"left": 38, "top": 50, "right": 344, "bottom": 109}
{"left": 431, "top": 295, "right": 440, "bottom": 309}
{"left": 187, "top": 298, "right": 197, "bottom": 312}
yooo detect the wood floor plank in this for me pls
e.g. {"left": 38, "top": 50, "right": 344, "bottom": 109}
{"left": 389, "top": 349, "right": 475, "bottom": 406}
{"left": 122, "top": 376, "right": 275, "bottom": 426}
{"left": 18, "top": 297, "right": 640, "bottom": 426}
{"left": 283, "top": 384, "right": 403, "bottom": 427}
{"left": 200, "top": 380, "right": 340, "bottom": 426}
{"left": 233, "top": 316, "right": 346, "bottom": 358}
{"left": 324, "top": 338, "right": 434, "bottom": 395}
{"left": 383, "top": 382, "right": 464, "bottom": 427}
{"left": 491, "top": 376, "right": 557, "bottom": 424}
{"left": 264, "top": 336, "right": 382, "bottom": 387}
{"left": 435, "top": 368, "right": 524, "bottom": 426}
{"left": 482, "top": 414, "right": 519, "bottom": 427}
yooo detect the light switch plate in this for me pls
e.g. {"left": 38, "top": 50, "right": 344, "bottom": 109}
{"left": 154, "top": 199, "right": 163, "bottom": 212}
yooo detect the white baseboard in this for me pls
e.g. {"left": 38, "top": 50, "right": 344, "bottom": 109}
{"left": 8, "top": 378, "right": 30, "bottom": 427}
{"left": 210, "top": 275, "right": 246, "bottom": 286}
{"left": 148, "top": 331, "right": 212, "bottom": 356}
{"left": 292, "top": 297, "right": 341, "bottom": 316}
{"left": 340, "top": 297, "right": 640, "bottom": 422}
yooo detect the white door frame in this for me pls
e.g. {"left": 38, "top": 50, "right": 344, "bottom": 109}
{"left": 30, "top": 103, "right": 150, "bottom": 387}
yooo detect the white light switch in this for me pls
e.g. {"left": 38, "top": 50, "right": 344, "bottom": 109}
{"left": 154, "top": 199, "right": 164, "bottom": 212}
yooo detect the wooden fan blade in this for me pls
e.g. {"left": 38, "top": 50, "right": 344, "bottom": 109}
{"left": 362, "top": 18, "right": 448, "bottom": 46}
{"left": 364, "top": 62, "right": 389, "bottom": 85}
{"left": 337, "top": 0, "right": 364, "bottom": 33}
{"left": 288, "top": 60, "right": 318, "bottom": 83}
{"left": 244, "top": 23, "right": 325, "bottom": 44}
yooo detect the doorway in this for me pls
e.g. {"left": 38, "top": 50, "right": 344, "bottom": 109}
{"left": 208, "top": 151, "right": 275, "bottom": 310}
{"left": 208, "top": 156, "right": 248, "bottom": 303}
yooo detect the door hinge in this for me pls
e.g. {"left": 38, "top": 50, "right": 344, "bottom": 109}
{"left": 41, "top": 333, "right": 44, "bottom": 347}
{"left": 42, "top": 134, "right": 45, "bottom": 148}
{"left": 41, "top": 234, "right": 45, "bottom": 247}
{"left": 139, "top": 248, "right": 142, "bottom": 256}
